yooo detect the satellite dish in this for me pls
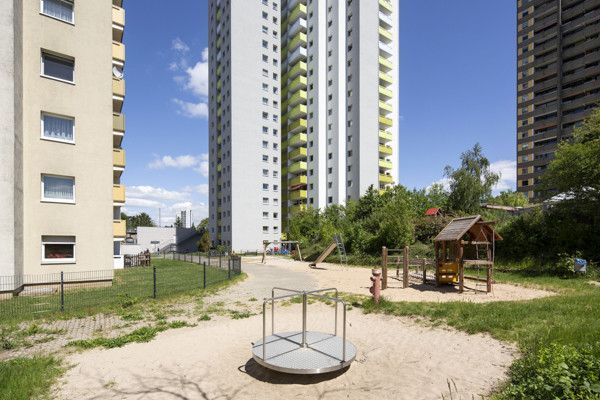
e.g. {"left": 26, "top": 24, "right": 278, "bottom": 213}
{"left": 112, "top": 65, "right": 124, "bottom": 79}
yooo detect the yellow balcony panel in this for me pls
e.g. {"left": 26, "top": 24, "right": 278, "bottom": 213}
{"left": 113, "top": 184, "right": 125, "bottom": 204}
{"left": 113, "top": 78, "right": 125, "bottom": 97}
{"left": 112, "top": 6, "right": 125, "bottom": 42}
{"left": 378, "top": 145, "right": 393, "bottom": 156}
{"left": 112, "top": 42, "right": 125, "bottom": 62}
{"left": 288, "top": 32, "right": 307, "bottom": 52}
{"left": 288, "top": 3, "right": 307, "bottom": 22}
{"left": 288, "top": 132, "right": 307, "bottom": 148}
{"left": 289, "top": 189, "right": 307, "bottom": 201}
{"left": 217, "top": 135, "right": 222, "bottom": 144}
{"left": 379, "top": 85, "right": 392, "bottom": 99}
{"left": 217, "top": 163, "right": 222, "bottom": 172}
{"left": 290, "top": 204, "right": 307, "bottom": 214}
{"left": 113, "top": 0, "right": 123, "bottom": 6}
{"left": 379, "top": 0, "right": 393, "bottom": 13}
{"left": 379, "top": 56, "right": 393, "bottom": 70}
{"left": 113, "top": 220, "right": 126, "bottom": 238}
{"left": 288, "top": 161, "right": 307, "bottom": 175}
{"left": 113, "top": 148, "right": 126, "bottom": 168}
{"left": 379, "top": 174, "right": 394, "bottom": 184}
{"left": 285, "top": 60, "right": 307, "bottom": 81}
{"left": 379, "top": 71, "right": 393, "bottom": 85}
{"left": 379, "top": 116, "right": 393, "bottom": 127}
{"left": 379, "top": 130, "right": 393, "bottom": 142}
{"left": 378, "top": 26, "right": 392, "bottom": 42}
{"left": 288, "top": 118, "right": 307, "bottom": 135}
{"left": 289, "top": 174, "right": 307, "bottom": 187}
{"left": 113, "top": 113, "right": 125, "bottom": 132}
{"left": 288, "top": 146, "right": 307, "bottom": 161}
{"left": 379, "top": 159, "right": 393, "bottom": 170}
{"left": 287, "top": 104, "right": 307, "bottom": 121}
{"left": 379, "top": 100, "right": 392, "bottom": 113}
{"left": 287, "top": 89, "right": 307, "bottom": 108}
{"left": 287, "top": 75, "right": 307, "bottom": 92}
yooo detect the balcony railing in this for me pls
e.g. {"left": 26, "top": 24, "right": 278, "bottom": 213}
{"left": 113, "top": 184, "right": 125, "bottom": 203}
{"left": 378, "top": 145, "right": 393, "bottom": 156}
{"left": 112, "top": 42, "right": 125, "bottom": 62}
{"left": 289, "top": 189, "right": 307, "bottom": 201}
{"left": 288, "top": 132, "right": 307, "bottom": 148}
{"left": 113, "top": 113, "right": 125, "bottom": 132}
{"left": 379, "top": 174, "right": 394, "bottom": 184}
{"left": 113, "top": 220, "right": 126, "bottom": 238}
{"left": 288, "top": 161, "right": 307, "bottom": 174}
{"left": 288, "top": 146, "right": 307, "bottom": 161}
{"left": 113, "top": 78, "right": 125, "bottom": 97}
{"left": 113, "top": 148, "right": 126, "bottom": 168}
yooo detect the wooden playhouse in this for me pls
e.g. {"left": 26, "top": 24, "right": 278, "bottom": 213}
{"left": 433, "top": 215, "right": 502, "bottom": 293}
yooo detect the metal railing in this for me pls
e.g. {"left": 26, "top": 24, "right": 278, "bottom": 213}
{"left": 261, "top": 287, "right": 348, "bottom": 363}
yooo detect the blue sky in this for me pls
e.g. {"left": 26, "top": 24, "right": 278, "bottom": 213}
{"left": 122, "top": 0, "right": 517, "bottom": 226}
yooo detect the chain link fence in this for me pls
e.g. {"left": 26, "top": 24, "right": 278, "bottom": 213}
{"left": 0, "top": 255, "right": 242, "bottom": 322}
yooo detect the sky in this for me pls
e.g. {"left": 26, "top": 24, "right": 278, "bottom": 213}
{"left": 121, "top": 0, "right": 517, "bottom": 226}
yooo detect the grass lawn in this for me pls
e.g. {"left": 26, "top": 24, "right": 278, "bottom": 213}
{"left": 0, "top": 259, "right": 233, "bottom": 324}
{"left": 360, "top": 272, "right": 600, "bottom": 399}
{"left": 0, "top": 356, "right": 62, "bottom": 400}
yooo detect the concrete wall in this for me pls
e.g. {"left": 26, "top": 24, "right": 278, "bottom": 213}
{"left": 136, "top": 227, "right": 176, "bottom": 253}
{"left": 21, "top": 0, "right": 113, "bottom": 274}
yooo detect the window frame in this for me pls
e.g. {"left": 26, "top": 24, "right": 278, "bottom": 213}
{"left": 41, "top": 50, "right": 75, "bottom": 84}
{"left": 40, "top": 0, "right": 75, "bottom": 25}
{"left": 41, "top": 236, "right": 76, "bottom": 265}
{"left": 41, "top": 174, "right": 76, "bottom": 204}
{"left": 40, "top": 111, "right": 75, "bottom": 144}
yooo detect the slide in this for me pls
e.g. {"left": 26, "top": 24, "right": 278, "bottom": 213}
{"left": 309, "top": 242, "right": 338, "bottom": 268}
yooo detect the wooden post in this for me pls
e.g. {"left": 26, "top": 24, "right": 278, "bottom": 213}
{"left": 487, "top": 246, "right": 493, "bottom": 292}
{"left": 381, "top": 247, "right": 388, "bottom": 290}
{"left": 422, "top": 258, "right": 427, "bottom": 284}
{"left": 403, "top": 246, "right": 409, "bottom": 289}
{"left": 297, "top": 243, "right": 303, "bottom": 261}
{"left": 458, "top": 242, "right": 464, "bottom": 294}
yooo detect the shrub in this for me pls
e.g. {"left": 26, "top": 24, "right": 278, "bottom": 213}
{"left": 500, "top": 343, "right": 600, "bottom": 400}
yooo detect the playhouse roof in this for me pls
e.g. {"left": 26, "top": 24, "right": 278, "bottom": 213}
{"left": 425, "top": 207, "right": 442, "bottom": 216}
{"left": 434, "top": 215, "right": 502, "bottom": 243}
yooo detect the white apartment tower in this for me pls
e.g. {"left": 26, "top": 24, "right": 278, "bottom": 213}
{"left": 208, "top": 0, "right": 398, "bottom": 249}
{"left": 208, "top": 0, "right": 283, "bottom": 250}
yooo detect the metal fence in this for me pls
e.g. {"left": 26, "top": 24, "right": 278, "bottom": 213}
{"left": 0, "top": 255, "right": 242, "bottom": 322}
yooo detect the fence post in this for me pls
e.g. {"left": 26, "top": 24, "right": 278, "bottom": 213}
{"left": 381, "top": 247, "right": 388, "bottom": 290}
{"left": 60, "top": 271, "right": 65, "bottom": 312}
{"left": 203, "top": 262, "right": 207, "bottom": 289}
{"left": 153, "top": 265, "right": 157, "bottom": 299}
{"left": 228, "top": 258, "right": 231, "bottom": 279}
{"left": 403, "top": 246, "right": 409, "bottom": 289}
{"left": 422, "top": 258, "right": 427, "bottom": 284}
{"left": 219, "top": 254, "right": 222, "bottom": 269}
{"left": 208, "top": 254, "right": 211, "bottom": 268}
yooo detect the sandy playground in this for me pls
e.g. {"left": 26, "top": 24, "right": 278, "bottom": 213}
{"left": 54, "top": 258, "right": 554, "bottom": 399}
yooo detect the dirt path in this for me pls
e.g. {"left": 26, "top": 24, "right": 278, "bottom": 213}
{"left": 56, "top": 259, "right": 518, "bottom": 400}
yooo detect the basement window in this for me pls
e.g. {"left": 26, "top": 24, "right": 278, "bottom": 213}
{"left": 42, "top": 236, "right": 76, "bottom": 264}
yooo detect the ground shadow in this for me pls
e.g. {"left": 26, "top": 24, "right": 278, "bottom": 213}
{"left": 239, "top": 358, "right": 349, "bottom": 385}
{"left": 384, "top": 281, "right": 488, "bottom": 294}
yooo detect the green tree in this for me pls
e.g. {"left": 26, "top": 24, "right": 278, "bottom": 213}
{"left": 541, "top": 108, "right": 600, "bottom": 203}
{"left": 490, "top": 191, "right": 529, "bottom": 207}
{"left": 445, "top": 143, "right": 499, "bottom": 214}
{"left": 174, "top": 216, "right": 183, "bottom": 228}
{"left": 125, "top": 212, "right": 155, "bottom": 229}
{"left": 198, "top": 231, "right": 211, "bottom": 252}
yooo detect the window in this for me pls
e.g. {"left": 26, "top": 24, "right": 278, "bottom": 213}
{"left": 41, "top": 0, "right": 74, "bottom": 24}
{"left": 263, "top": 169, "right": 269, "bottom": 176}
{"left": 263, "top": 226, "right": 269, "bottom": 233}
{"left": 42, "top": 175, "right": 75, "bottom": 203}
{"left": 41, "top": 52, "right": 74, "bottom": 82}
{"left": 263, "top": 212, "right": 269, "bottom": 219}
{"left": 41, "top": 113, "right": 74, "bottom": 143}
{"left": 42, "top": 236, "right": 75, "bottom": 264}
{"left": 262, "top": 183, "right": 269, "bottom": 190}
{"left": 263, "top": 197, "right": 269, "bottom": 204}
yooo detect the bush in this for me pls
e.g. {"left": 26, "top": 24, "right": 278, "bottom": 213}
{"left": 500, "top": 343, "right": 600, "bottom": 400}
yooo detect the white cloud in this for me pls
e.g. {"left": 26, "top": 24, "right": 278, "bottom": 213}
{"left": 127, "top": 185, "right": 189, "bottom": 201}
{"left": 125, "top": 198, "right": 163, "bottom": 208}
{"left": 193, "top": 153, "right": 209, "bottom": 177}
{"left": 183, "top": 49, "right": 209, "bottom": 97}
{"left": 148, "top": 155, "right": 200, "bottom": 170}
{"left": 427, "top": 177, "right": 451, "bottom": 192}
{"left": 183, "top": 183, "right": 209, "bottom": 196}
{"left": 171, "top": 37, "right": 190, "bottom": 53}
{"left": 490, "top": 160, "right": 517, "bottom": 192}
{"left": 172, "top": 98, "right": 208, "bottom": 119}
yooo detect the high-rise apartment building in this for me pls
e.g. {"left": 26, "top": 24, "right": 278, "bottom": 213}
{"left": 516, "top": 0, "right": 600, "bottom": 199}
{"left": 0, "top": 0, "right": 127, "bottom": 286}
{"left": 208, "top": 0, "right": 398, "bottom": 251}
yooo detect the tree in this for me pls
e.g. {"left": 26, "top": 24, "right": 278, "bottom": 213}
{"left": 445, "top": 143, "right": 499, "bottom": 214}
{"left": 541, "top": 108, "right": 600, "bottom": 203}
{"left": 198, "top": 231, "right": 211, "bottom": 252}
{"left": 490, "top": 191, "right": 529, "bottom": 207}
{"left": 125, "top": 212, "right": 155, "bottom": 229}
{"left": 174, "top": 216, "right": 183, "bottom": 228}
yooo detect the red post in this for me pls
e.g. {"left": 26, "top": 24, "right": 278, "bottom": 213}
{"left": 370, "top": 269, "right": 382, "bottom": 304}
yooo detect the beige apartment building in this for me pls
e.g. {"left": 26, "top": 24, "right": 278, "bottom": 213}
{"left": 0, "top": 0, "right": 126, "bottom": 288}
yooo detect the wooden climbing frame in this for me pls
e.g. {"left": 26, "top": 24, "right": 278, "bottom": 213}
{"left": 381, "top": 246, "right": 435, "bottom": 290}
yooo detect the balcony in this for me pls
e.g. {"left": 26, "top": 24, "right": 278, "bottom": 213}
{"left": 288, "top": 132, "right": 307, "bottom": 148}
{"left": 379, "top": 26, "right": 392, "bottom": 42}
{"left": 113, "top": 184, "right": 125, "bottom": 204}
{"left": 112, "top": 5, "right": 125, "bottom": 42}
{"left": 379, "top": 86, "right": 392, "bottom": 99}
{"left": 378, "top": 145, "right": 393, "bottom": 156}
{"left": 112, "top": 41, "right": 125, "bottom": 62}
{"left": 286, "top": 89, "right": 307, "bottom": 108}
{"left": 379, "top": 12, "right": 393, "bottom": 29}
{"left": 379, "top": 100, "right": 392, "bottom": 113}
{"left": 287, "top": 46, "right": 307, "bottom": 65}
{"left": 285, "top": 60, "right": 307, "bottom": 82}
{"left": 289, "top": 174, "right": 307, "bottom": 188}
{"left": 287, "top": 32, "right": 307, "bottom": 53}
{"left": 379, "top": 174, "right": 394, "bottom": 184}
{"left": 379, "top": 116, "right": 393, "bottom": 127}
{"left": 288, "top": 2, "right": 307, "bottom": 23}
{"left": 379, "top": 159, "right": 393, "bottom": 170}
{"left": 379, "top": 0, "right": 393, "bottom": 13}
{"left": 287, "top": 75, "right": 307, "bottom": 93}
{"left": 289, "top": 189, "right": 307, "bottom": 201}
{"left": 288, "top": 161, "right": 307, "bottom": 174}
{"left": 113, "top": 113, "right": 125, "bottom": 132}
{"left": 287, "top": 118, "right": 307, "bottom": 135}
{"left": 287, "top": 17, "right": 307, "bottom": 38}
{"left": 288, "top": 146, "right": 307, "bottom": 161}
{"left": 379, "top": 71, "right": 393, "bottom": 85}
{"left": 113, "top": 148, "right": 126, "bottom": 169}
{"left": 113, "top": 220, "right": 126, "bottom": 238}
{"left": 379, "top": 130, "right": 393, "bottom": 142}
{"left": 379, "top": 41, "right": 393, "bottom": 57}
{"left": 287, "top": 104, "right": 307, "bottom": 121}
{"left": 112, "top": 78, "right": 125, "bottom": 113}
{"left": 379, "top": 56, "right": 393, "bottom": 71}
{"left": 290, "top": 204, "right": 307, "bottom": 214}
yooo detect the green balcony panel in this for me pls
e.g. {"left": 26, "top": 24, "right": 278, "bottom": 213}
{"left": 379, "top": 174, "right": 394, "bottom": 184}
{"left": 287, "top": 104, "right": 307, "bottom": 120}
{"left": 379, "top": 86, "right": 392, "bottom": 99}
{"left": 379, "top": 130, "right": 393, "bottom": 142}
{"left": 378, "top": 145, "right": 393, "bottom": 155}
{"left": 288, "top": 146, "right": 307, "bottom": 161}
{"left": 289, "top": 189, "right": 307, "bottom": 201}
{"left": 288, "top": 132, "right": 307, "bottom": 148}
{"left": 379, "top": 159, "right": 393, "bottom": 170}
{"left": 288, "top": 161, "right": 307, "bottom": 174}
{"left": 288, "top": 118, "right": 307, "bottom": 135}
{"left": 379, "top": 116, "right": 393, "bottom": 127}
{"left": 289, "top": 174, "right": 307, "bottom": 187}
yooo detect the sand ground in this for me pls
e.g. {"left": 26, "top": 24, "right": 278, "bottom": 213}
{"left": 53, "top": 258, "right": 539, "bottom": 399}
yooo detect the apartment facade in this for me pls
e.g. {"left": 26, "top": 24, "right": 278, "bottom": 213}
{"left": 208, "top": 0, "right": 398, "bottom": 251}
{"left": 516, "top": 0, "right": 600, "bottom": 199}
{"left": 0, "top": 0, "right": 126, "bottom": 286}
